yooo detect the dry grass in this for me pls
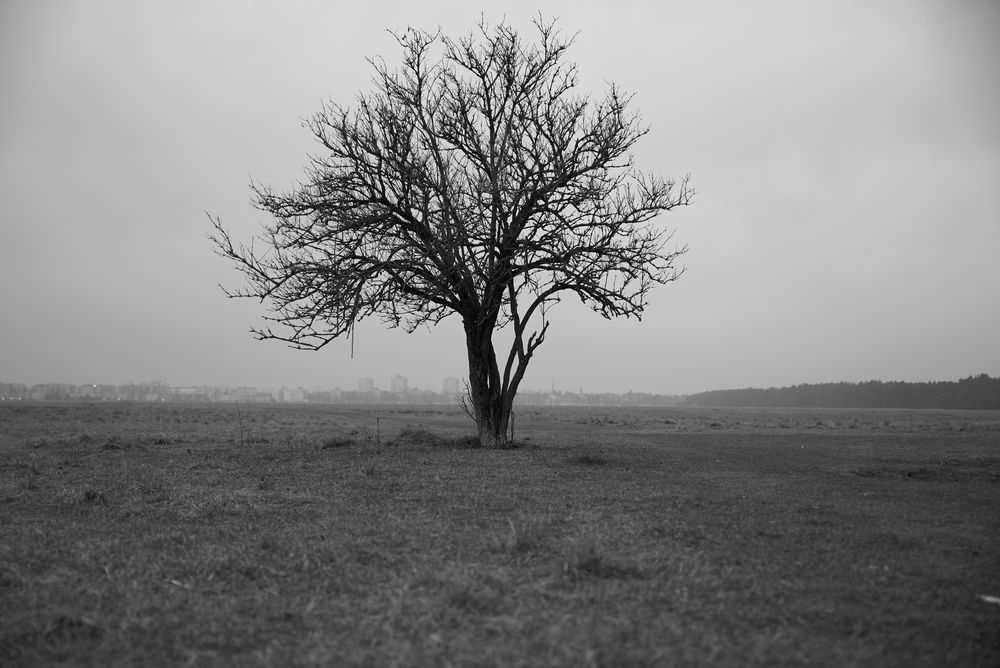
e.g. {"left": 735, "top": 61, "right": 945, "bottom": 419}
{"left": 0, "top": 402, "right": 998, "bottom": 666}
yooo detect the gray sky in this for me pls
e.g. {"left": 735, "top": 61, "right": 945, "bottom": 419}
{"left": 2, "top": 0, "right": 998, "bottom": 395}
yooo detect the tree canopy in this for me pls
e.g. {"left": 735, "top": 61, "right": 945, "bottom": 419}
{"left": 211, "top": 17, "right": 691, "bottom": 446}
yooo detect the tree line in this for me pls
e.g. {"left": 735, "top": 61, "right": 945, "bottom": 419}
{"left": 682, "top": 374, "right": 1000, "bottom": 410}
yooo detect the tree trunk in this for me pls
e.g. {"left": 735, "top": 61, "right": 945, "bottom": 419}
{"left": 464, "top": 320, "right": 511, "bottom": 448}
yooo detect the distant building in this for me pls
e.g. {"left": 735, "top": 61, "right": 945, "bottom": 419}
{"left": 29, "top": 383, "right": 77, "bottom": 400}
{"left": 113, "top": 382, "right": 171, "bottom": 402}
{"left": 357, "top": 377, "right": 374, "bottom": 392}
{"left": 272, "top": 386, "right": 302, "bottom": 402}
{"left": 171, "top": 385, "right": 210, "bottom": 402}
{"left": 329, "top": 387, "right": 343, "bottom": 400}
{"left": 442, "top": 377, "right": 460, "bottom": 395}
{"left": 0, "top": 383, "right": 28, "bottom": 400}
{"left": 235, "top": 386, "right": 258, "bottom": 401}
{"left": 390, "top": 375, "right": 408, "bottom": 393}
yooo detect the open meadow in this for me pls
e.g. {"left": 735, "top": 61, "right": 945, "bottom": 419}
{"left": 1, "top": 402, "right": 998, "bottom": 666}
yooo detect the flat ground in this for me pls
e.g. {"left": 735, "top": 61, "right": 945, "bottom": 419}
{"left": 1, "top": 402, "right": 998, "bottom": 667}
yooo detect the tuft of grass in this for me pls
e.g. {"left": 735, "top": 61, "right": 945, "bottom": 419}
{"left": 394, "top": 425, "right": 445, "bottom": 447}
{"left": 566, "top": 451, "right": 610, "bottom": 466}
{"left": 359, "top": 458, "right": 378, "bottom": 477}
{"left": 561, "top": 538, "right": 646, "bottom": 581}
{"left": 493, "top": 517, "right": 547, "bottom": 556}
{"left": 453, "top": 434, "right": 482, "bottom": 449}
{"left": 81, "top": 489, "right": 110, "bottom": 506}
{"left": 394, "top": 426, "right": 482, "bottom": 449}
{"left": 101, "top": 435, "right": 122, "bottom": 451}
{"left": 320, "top": 436, "right": 355, "bottom": 449}
{"left": 257, "top": 473, "right": 273, "bottom": 491}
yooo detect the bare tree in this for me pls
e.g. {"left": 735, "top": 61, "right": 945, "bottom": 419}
{"left": 210, "top": 18, "right": 692, "bottom": 447}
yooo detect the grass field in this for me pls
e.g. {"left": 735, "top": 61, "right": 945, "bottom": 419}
{"left": 1, "top": 402, "right": 998, "bottom": 666}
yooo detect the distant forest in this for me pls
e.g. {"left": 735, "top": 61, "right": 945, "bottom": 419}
{"left": 682, "top": 374, "right": 1000, "bottom": 410}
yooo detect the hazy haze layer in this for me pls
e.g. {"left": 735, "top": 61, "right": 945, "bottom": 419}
{"left": 1, "top": 0, "right": 997, "bottom": 394}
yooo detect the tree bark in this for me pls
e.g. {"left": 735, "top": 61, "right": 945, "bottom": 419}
{"left": 464, "top": 320, "right": 511, "bottom": 448}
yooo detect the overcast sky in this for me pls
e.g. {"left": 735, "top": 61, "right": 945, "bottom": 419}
{"left": 1, "top": 0, "right": 998, "bottom": 395}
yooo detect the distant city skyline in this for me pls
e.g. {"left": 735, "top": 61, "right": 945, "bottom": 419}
{"left": 6, "top": 375, "right": 995, "bottom": 410}
{"left": 0, "top": 374, "right": 664, "bottom": 396}
{"left": 0, "top": 379, "right": 687, "bottom": 407}
{"left": 4, "top": 369, "right": 996, "bottom": 399}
